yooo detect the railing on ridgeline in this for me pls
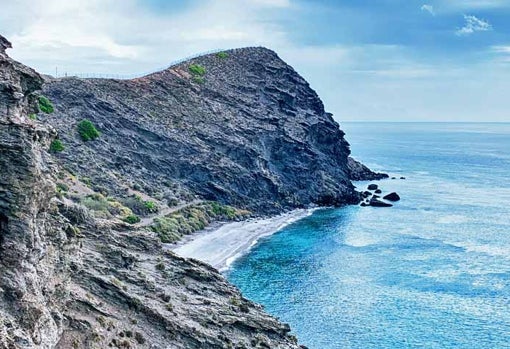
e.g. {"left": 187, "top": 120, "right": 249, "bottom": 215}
{"left": 46, "top": 48, "right": 226, "bottom": 80}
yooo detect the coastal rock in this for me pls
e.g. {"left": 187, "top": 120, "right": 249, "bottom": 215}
{"left": 347, "top": 157, "right": 388, "bottom": 181}
{"left": 369, "top": 198, "right": 393, "bottom": 207}
{"left": 383, "top": 192, "right": 401, "bottom": 201}
{"left": 367, "top": 184, "right": 378, "bottom": 191}
{"left": 375, "top": 189, "right": 382, "bottom": 194}
{"left": 40, "top": 47, "right": 382, "bottom": 213}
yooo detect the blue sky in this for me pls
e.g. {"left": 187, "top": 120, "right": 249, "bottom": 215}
{"left": 2, "top": 0, "right": 509, "bottom": 121}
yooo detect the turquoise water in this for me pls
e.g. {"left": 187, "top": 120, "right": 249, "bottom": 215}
{"left": 226, "top": 123, "right": 510, "bottom": 349}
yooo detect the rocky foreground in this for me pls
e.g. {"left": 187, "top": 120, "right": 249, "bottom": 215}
{"left": 0, "top": 34, "right": 385, "bottom": 349}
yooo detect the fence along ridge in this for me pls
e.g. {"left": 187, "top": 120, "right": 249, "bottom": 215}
{"left": 47, "top": 46, "right": 267, "bottom": 80}
{"left": 49, "top": 48, "right": 228, "bottom": 80}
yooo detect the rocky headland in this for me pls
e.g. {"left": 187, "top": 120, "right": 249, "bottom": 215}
{"left": 0, "top": 34, "right": 386, "bottom": 349}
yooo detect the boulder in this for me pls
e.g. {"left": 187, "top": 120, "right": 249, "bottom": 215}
{"left": 374, "top": 189, "right": 382, "bottom": 194}
{"left": 400, "top": 177, "right": 406, "bottom": 180}
{"left": 383, "top": 192, "right": 400, "bottom": 201}
{"left": 369, "top": 197, "right": 393, "bottom": 207}
{"left": 360, "top": 202, "right": 368, "bottom": 207}
{"left": 367, "top": 184, "right": 378, "bottom": 190}
{"left": 362, "top": 191, "right": 372, "bottom": 198}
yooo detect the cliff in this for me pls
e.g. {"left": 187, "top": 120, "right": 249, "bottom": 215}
{"left": 41, "top": 47, "right": 384, "bottom": 214}
{"left": 0, "top": 36, "right": 302, "bottom": 349}
{"left": 0, "top": 34, "right": 384, "bottom": 349}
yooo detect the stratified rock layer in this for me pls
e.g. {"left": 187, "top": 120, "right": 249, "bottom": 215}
{"left": 42, "top": 47, "right": 382, "bottom": 213}
{"left": 1, "top": 36, "right": 301, "bottom": 349}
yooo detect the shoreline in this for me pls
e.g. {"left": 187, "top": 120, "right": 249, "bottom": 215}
{"left": 170, "top": 208, "right": 316, "bottom": 272}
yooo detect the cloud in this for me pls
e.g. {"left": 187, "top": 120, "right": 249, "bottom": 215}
{"left": 444, "top": 0, "right": 510, "bottom": 9}
{"left": 421, "top": 4, "right": 435, "bottom": 16}
{"left": 492, "top": 46, "right": 510, "bottom": 62}
{"left": 2, "top": 0, "right": 293, "bottom": 75}
{"left": 455, "top": 15, "right": 492, "bottom": 36}
{"left": 249, "top": 0, "right": 291, "bottom": 7}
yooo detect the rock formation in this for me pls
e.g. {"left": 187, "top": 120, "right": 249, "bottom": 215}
{"left": 41, "top": 47, "right": 384, "bottom": 213}
{"left": 347, "top": 157, "right": 388, "bottom": 181}
{"left": 1, "top": 34, "right": 385, "bottom": 348}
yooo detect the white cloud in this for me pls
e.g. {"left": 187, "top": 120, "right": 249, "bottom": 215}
{"left": 455, "top": 15, "right": 492, "bottom": 36}
{"left": 444, "top": 0, "right": 510, "bottom": 9}
{"left": 2, "top": 0, "right": 292, "bottom": 75}
{"left": 248, "top": 0, "right": 291, "bottom": 7}
{"left": 492, "top": 46, "right": 510, "bottom": 53}
{"left": 421, "top": 4, "right": 435, "bottom": 16}
{"left": 492, "top": 46, "right": 510, "bottom": 62}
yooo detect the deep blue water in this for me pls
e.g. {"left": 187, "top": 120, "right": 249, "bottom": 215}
{"left": 226, "top": 123, "right": 510, "bottom": 349}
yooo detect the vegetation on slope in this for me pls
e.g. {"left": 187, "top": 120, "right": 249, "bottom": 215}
{"left": 151, "top": 201, "right": 250, "bottom": 243}
{"left": 77, "top": 119, "right": 100, "bottom": 141}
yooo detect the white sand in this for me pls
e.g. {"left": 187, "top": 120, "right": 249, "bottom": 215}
{"left": 171, "top": 209, "right": 315, "bottom": 272}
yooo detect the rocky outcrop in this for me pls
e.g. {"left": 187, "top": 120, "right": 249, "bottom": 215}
{"left": 383, "top": 192, "right": 400, "bottom": 201}
{"left": 0, "top": 37, "right": 71, "bottom": 348}
{"left": 1, "top": 35, "right": 301, "bottom": 349}
{"left": 41, "top": 47, "right": 383, "bottom": 214}
{"left": 347, "top": 157, "right": 388, "bottom": 181}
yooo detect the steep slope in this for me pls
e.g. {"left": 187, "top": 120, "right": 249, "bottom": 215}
{"left": 0, "top": 35, "right": 301, "bottom": 349}
{"left": 41, "top": 47, "right": 384, "bottom": 214}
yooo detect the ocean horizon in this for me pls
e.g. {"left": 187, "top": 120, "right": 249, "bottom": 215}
{"left": 226, "top": 122, "right": 510, "bottom": 348}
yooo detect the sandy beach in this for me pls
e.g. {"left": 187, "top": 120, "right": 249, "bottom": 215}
{"left": 171, "top": 209, "right": 315, "bottom": 272}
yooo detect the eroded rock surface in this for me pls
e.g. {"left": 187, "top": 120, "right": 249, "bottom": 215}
{"left": 42, "top": 47, "right": 383, "bottom": 213}
{"left": 1, "top": 34, "right": 386, "bottom": 349}
{"left": 0, "top": 35, "right": 301, "bottom": 349}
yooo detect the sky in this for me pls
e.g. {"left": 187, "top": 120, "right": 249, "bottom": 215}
{"left": 1, "top": 0, "right": 509, "bottom": 122}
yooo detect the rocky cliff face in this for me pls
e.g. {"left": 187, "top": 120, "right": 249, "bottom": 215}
{"left": 1, "top": 34, "right": 385, "bottom": 349}
{"left": 0, "top": 36, "right": 303, "bottom": 349}
{"left": 0, "top": 36, "right": 71, "bottom": 348}
{"left": 41, "top": 47, "right": 383, "bottom": 214}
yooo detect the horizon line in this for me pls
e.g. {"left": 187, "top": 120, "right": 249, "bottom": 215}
{"left": 340, "top": 120, "right": 510, "bottom": 123}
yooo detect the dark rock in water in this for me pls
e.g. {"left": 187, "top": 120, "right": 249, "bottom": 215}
{"left": 367, "top": 184, "right": 378, "bottom": 190}
{"left": 391, "top": 177, "right": 396, "bottom": 179}
{"left": 360, "top": 202, "right": 368, "bottom": 207}
{"left": 347, "top": 157, "right": 388, "bottom": 181}
{"left": 369, "top": 197, "right": 393, "bottom": 207}
{"left": 400, "top": 177, "right": 406, "bottom": 180}
{"left": 374, "top": 189, "right": 382, "bottom": 194}
{"left": 383, "top": 192, "right": 400, "bottom": 201}
{"left": 362, "top": 191, "right": 372, "bottom": 198}
{"left": 372, "top": 195, "right": 380, "bottom": 199}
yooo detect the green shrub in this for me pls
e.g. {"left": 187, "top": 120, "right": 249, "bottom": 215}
{"left": 151, "top": 217, "right": 181, "bottom": 243}
{"left": 77, "top": 119, "right": 100, "bottom": 141}
{"left": 81, "top": 194, "right": 110, "bottom": 212}
{"left": 144, "top": 200, "right": 159, "bottom": 213}
{"left": 216, "top": 51, "right": 228, "bottom": 59}
{"left": 189, "top": 64, "right": 206, "bottom": 76}
{"left": 123, "top": 214, "right": 141, "bottom": 224}
{"left": 151, "top": 201, "right": 250, "bottom": 243}
{"left": 192, "top": 76, "right": 205, "bottom": 84}
{"left": 28, "top": 113, "right": 37, "bottom": 120}
{"left": 38, "top": 96, "right": 54, "bottom": 113}
{"left": 56, "top": 182, "right": 69, "bottom": 193}
{"left": 49, "top": 139, "right": 65, "bottom": 152}
{"left": 121, "top": 195, "right": 159, "bottom": 216}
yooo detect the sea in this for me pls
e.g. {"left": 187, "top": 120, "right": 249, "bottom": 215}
{"left": 226, "top": 122, "right": 510, "bottom": 349}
